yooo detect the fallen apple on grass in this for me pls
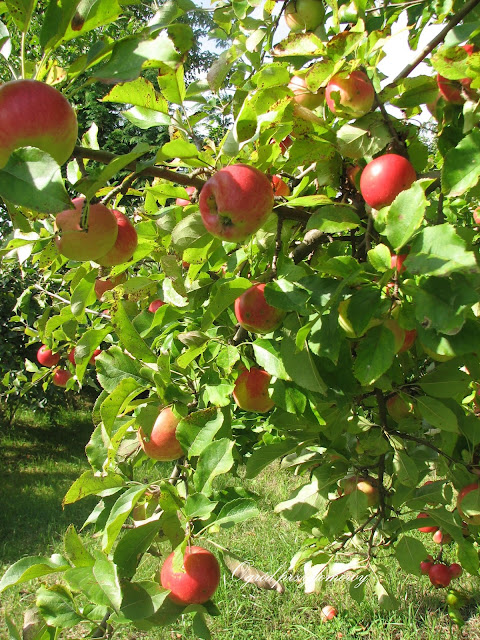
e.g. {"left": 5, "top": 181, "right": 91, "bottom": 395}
{"left": 160, "top": 546, "right": 220, "bottom": 605}
{"left": 320, "top": 605, "right": 337, "bottom": 622}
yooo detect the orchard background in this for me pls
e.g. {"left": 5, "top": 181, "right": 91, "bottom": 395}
{"left": 2, "top": 0, "right": 480, "bottom": 637}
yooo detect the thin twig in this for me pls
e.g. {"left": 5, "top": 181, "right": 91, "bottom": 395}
{"left": 33, "top": 284, "right": 110, "bottom": 319}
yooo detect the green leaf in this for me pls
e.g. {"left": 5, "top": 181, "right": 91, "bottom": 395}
{"left": 209, "top": 498, "right": 259, "bottom": 529}
{"left": 201, "top": 278, "right": 252, "bottom": 330}
{"left": 0, "top": 148, "right": 72, "bottom": 213}
{"left": 416, "top": 396, "right": 459, "bottom": 432}
{"left": 367, "top": 243, "right": 392, "bottom": 272}
{"left": 393, "top": 451, "right": 419, "bottom": 488}
{"left": 349, "top": 572, "right": 368, "bottom": 604}
{"left": 192, "top": 611, "right": 211, "bottom": 639}
{"left": 114, "top": 520, "right": 164, "bottom": 579}
{"left": 0, "top": 555, "right": 70, "bottom": 593}
{"left": 63, "top": 470, "right": 125, "bottom": 506}
{"left": 443, "top": 129, "right": 480, "bottom": 197}
{"left": 157, "top": 65, "right": 186, "bottom": 105}
{"left": 4, "top": 613, "right": 21, "bottom": 640}
{"left": 120, "top": 580, "right": 168, "bottom": 621}
{"left": 6, "top": 0, "right": 38, "bottom": 31}
{"left": 263, "top": 279, "right": 309, "bottom": 312}
{"left": 193, "top": 438, "right": 235, "bottom": 497}
{"left": 275, "top": 477, "right": 325, "bottom": 521}
{"left": 253, "top": 339, "right": 290, "bottom": 380}
{"left": 184, "top": 494, "right": 218, "bottom": 520}
{"left": 280, "top": 332, "right": 326, "bottom": 394}
{"left": 103, "top": 77, "right": 168, "bottom": 111}
{"left": 100, "top": 378, "right": 144, "bottom": 435}
{"left": 102, "top": 485, "right": 148, "bottom": 553}
{"left": 353, "top": 323, "right": 397, "bottom": 386}
{"left": 63, "top": 566, "right": 111, "bottom": 607}
{"left": 64, "top": 525, "right": 95, "bottom": 568}
{"left": 111, "top": 301, "right": 156, "bottom": 364}
{"left": 336, "top": 113, "right": 391, "bottom": 159}
{"left": 72, "top": 326, "right": 112, "bottom": 383}
{"left": 374, "top": 580, "right": 398, "bottom": 610}
{"left": 92, "top": 554, "right": 122, "bottom": 610}
{"left": 245, "top": 440, "right": 298, "bottom": 479}
{"left": 176, "top": 408, "right": 225, "bottom": 458}
{"left": 395, "top": 536, "right": 427, "bottom": 576}
{"left": 70, "top": 269, "right": 96, "bottom": 320}
{"left": 171, "top": 213, "right": 210, "bottom": 252}
{"left": 384, "top": 182, "right": 426, "bottom": 251}
{"left": 306, "top": 204, "right": 361, "bottom": 233}
{"left": 405, "top": 224, "right": 477, "bottom": 276}
{"left": 457, "top": 539, "right": 479, "bottom": 575}
{"left": 36, "top": 585, "right": 82, "bottom": 628}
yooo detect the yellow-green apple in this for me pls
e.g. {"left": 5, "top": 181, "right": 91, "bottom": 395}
{"left": 0, "top": 79, "right": 77, "bottom": 168}
{"left": 94, "top": 273, "right": 127, "bottom": 301}
{"left": 176, "top": 186, "right": 196, "bottom": 206}
{"left": 288, "top": 75, "right": 325, "bottom": 110}
{"left": 233, "top": 367, "right": 275, "bottom": 413}
{"left": 360, "top": 154, "right": 416, "bottom": 209}
{"left": 338, "top": 475, "right": 378, "bottom": 506}
{"left": 68, "top": 348, "right": 101, "bottom": 365}
{"left": 420, "top": 342, "right": 454, "bottom": 362}
{"left": 52, "top": 368, "right": 72, "bottom": 387}
{"left": 160, "top": 546, "right": 220, "bottom": 605}
{"left": 137, "top": 406, "right": 184, "bottom": 461}
{"left": 37, "top": 345, "right": 60, "bottom": 367}
{"left": 337, "top": 298, "right": 382, "bottom": 338}
{"left": 199, "top": 164, "right": 274, "bottom": 242}
{"left": 338, "top": 1, "right": 358, "bottom": 22}
{"left": 436, "top": 44, "right": 475, "bottom": 104}
{"left": 148, "top": 299, "right": 165, "bottom": 313}
{"left": 399, "top": 328, "right": 417, "bottom": 353}
{"left": 234, "top": 283, "right": 285, "bottom": 334}
{"left": 416, "top": 512, "right": 439, "bottom": 533}
{"left": 429, "top": 563, "right": 451, "bottom": 588}
{"left": 284, "top": 0, "right": 325, "bottom": 32}
{"left": 325, "top": 70, "right": 374, "bottom": 118}
{"left": 383, "top": 318, "right": 406, "bottom": 353}
{"left": 320, "top": 605, "right": 337, "bottom": 622}
{"left": 55, "top": 198, "right": 118, "bottom": 261}
{"left": 386, "top": 394, "right": 413, "bottom": 422}
{"left": 96, "top": 210, "right": 138, "bottom": 266}
{"left": 272, "top": 175, "right": 291, "bottom": 197}
{"left": 457, "top": 483, "right": 480, "bottom": 525}
{"left": 432, "top": 529, "right": 452, "bottom": 544}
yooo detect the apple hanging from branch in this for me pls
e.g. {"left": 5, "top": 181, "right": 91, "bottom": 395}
{"left": 284, "top": 0, "right": 325, "bottom": 32}
{"left": 234, "top": 283, "right": 285, "bottom": 334}
{"left": 37, "top": 345, "right": 60, "bottom": 367}
{"left": 160, "top": 546, "right": 221, "bottom": 605}
{"left": 233, "top": 367, "right": 275, "bottom": 413}
{"left": 137, "top": 406, "right": 184, "bottom": 461}
{"left": 96, "top": 210, "right": 138, "bottom": 266}
{"left": 360, "top": 154, "right": 416, "bottom": 209}
{"left": 325, "top": 70, "right": 374, "bottom": 119}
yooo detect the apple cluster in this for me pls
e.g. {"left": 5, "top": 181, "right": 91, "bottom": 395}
{"left": 420, "top": 558, "right": 462, "bottom": 588}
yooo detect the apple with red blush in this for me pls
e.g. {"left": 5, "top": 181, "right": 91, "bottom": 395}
{"left": 160, "top": 546, "right": 220, "bottom": 605}
{"left": 325, "top": 70, "right": 374, "bottom": 119}
{"left": 96, "top": 210, "right": 138, "bottom": 266}
{"left": 233, "top": 367, "right": 275, "bottom": 413}
{"left": 234, "top": 283, "right": 285, "bottom": 334}
{"left": 284, "top": 0, "right": 325, "bottom": 32}
{"left": 137, "top": 406, "right": 184, "bottom": 461}
{"left": 360, "top": 154, "right": 416, "bottom": 209}
{"left": 176, "top": 186, "right": 196, "bottom": 207}
{"left": 148, "top": 299, "right": 165, "bottom": 313}
{"left": 53, "top": 368, "right": 72, "bottom": 387}
{"left": 37, "top": 345, "right": 60, "bottom": 367}
{"left": 288, "top": 75, "right": 325, "bottom": 110}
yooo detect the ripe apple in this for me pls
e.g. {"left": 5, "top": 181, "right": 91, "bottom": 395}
{"left": 288, "top": 75, "right": 325, "bottom": 110}
{"left": 420, "top": 555, "right": 434, "bottom": 575}
{"left": 234, "top": 283, "right": 285, "bottom": 334}
{"left": 457, "top": 483, "right": 480, "bottom": 525}
{"left": 176, "top": 186, "right": 196, "bottom": 206}
{"left": 391, "top": 253, "right": 407, "bottom": 274}
{"left": 433, "top": 529, "right": 452, "bottom": 545}
{"left": 69, "top": 348, "right": 101, "bottom": 365}
{"left": 199, "top": 164, "right": 274, "bottom": 242}
{"left": 96, "top": 210, "right": 138, "bottom": 266}
{"left": 429, "top": 563, "right": 452, "bottom": 588}
{"left": 94, "top": 273, "right": 127, "bottom": 301}
{"left": 399, "top": 328, "right": 417, "bottom": 353}
{"left": 148, "top": 299, "right": 165, "bottom": 313}
{"left": 325, "top": 70, "right": 374, "bottom": 119}
{"left": 55, "top": 198, "right": 118, "bottom": 262}
{"left": 160, "top": 545, "right": 220, "bottom": 605}
{"left": 416, "top": 513, "right": 439, "bottom": 534}
{"left": 383, "top": 317, "right": 406, "bottom": 353}
{"left": 280, "top": 135, "right": 293, "bottom": 154}
{"left": 272, "top": 175, "right": 291, "bottom": 197}
{"left": 137, "top": 406, "right": 184, "bottom": 461}
{"left": 37, "top": 345, "right": 60, "bottom": 367}
{"left": 474, "top": 207, "right": 480, "bottom": 225}
{"left": 360, "top": 154, "right": 416, "bottom": 209}
{"left": 449, "top": 563, "right": 463, "bottom": 579}
{"left": 386, "top": 394, "right": 413, "bottom": 422}
{"left": 233, "top": 367, "right": 275, "bottom": 413}
{"left": 284, "top": 0, "right": 325, "bottom": 32}
{"left": 338, "top": 475, "right": 378, "bottom": 506}
{"left": 0, "top": 79, "right": 78, "bottom": 169}
{"left": 52, "top": 368, "right": 72, "bottom": 387}
{"left": 436, "top": 44, "right": 475, "bottom": 104}
{"left": 320, "top": 605, "right": 337, "bottom": 622}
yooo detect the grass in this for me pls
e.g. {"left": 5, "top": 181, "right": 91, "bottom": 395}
{"left": 1, "top": 404, "right": 480, "bottom": 639}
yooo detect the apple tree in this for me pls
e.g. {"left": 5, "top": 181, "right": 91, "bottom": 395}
{"left": 2, "top": 0, "right": 480, "bottom": 635}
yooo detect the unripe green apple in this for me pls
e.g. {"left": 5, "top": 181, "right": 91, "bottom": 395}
{"left": 284, "top": 0, "right": 325, "bottom": 32}
{"left": 288, "top": 75, "right": 325, "bottom": 110}
{"left": 0, "top": 79, "right": 78, "bottom": 168}
{"left": 337, "top": 298, "right": 382, "bottom": 338}
{"left": 386, "top": 394, "right": 414, "bottom": 422}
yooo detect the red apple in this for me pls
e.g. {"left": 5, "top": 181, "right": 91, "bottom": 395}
{"left": 416, "top": 513, "right": 439, "bottom": 534}
{"left": 234, "top": 283, "right": 285, "bottom": 334}
{"left": 96, "top": 210, "right": 138, "bottom": 266}
{"left": 360, "top": 154, "right": 416, "bottom": 209}
{"left": 429, "top": 563, "right": 452, "bottom": 588}
{"left": 449, "top": 563, "right": 463, "bottom": 578}
{"left": 160, "top": 546, "right": 220, "bottom": 605}
{"left": 52, "top": 368, "right": 72, "bottom": 387}
{"left": 391, "top": 253, "right": 407, "bottom": 274}
{"left": 325, "top": 70, "right": 374, "bottom": 119}
{"left": 176, "top": 186, "right": 196, "bottom": 206}
{"left": 433, "top": 529, "right": 452, "bottom": 544}
{"left": 399, "top": 329, "right": 417, "bottom": 353}
{"left": 420, "top": 555, "right": 434, "bottom": 575}
{"left": 137, "top": 406, "right": 184, "bottom": 461}
{"left": 272, "top": 175, "right": 291, "bottom": 197}
{"left": 284, "top": 0, "right": 325, "bottom": 32}
{"left": 233, "top": 367, "right": 274, "bottom": 413}
{"left": 148, "top": 299, "right": 165, "bottom": 313}
{"left": 474, "top": 207, "right": 480, "bottom": 225}
{"left": 0, "top": 79, "right": 77, "bottom": 168}
{"left": 199, "top": 164, "right": 274, "bottom": 242}
{"left": 280, "top": 135, "right": 293, "bottom": 154}
{"left": 436, "top": 44, "right": 475, "bottom": 104}
{"left": 338, "top": 475, "right": 378, "bottom": 506}
{"left": 94, "top": 273, "right": 127, "bottom": 301}
{"left": 386, "top": 394, "right": 413, "bottom": 422}
{"left": 320, "top": 605, "right": 337, "bottom": 622}
{"left": 288, "top": 75, "right": 325, "bottom": 110}
{"left": 37, "top": 345, "right": 60, "bottom": 367}
{"left": 457, "top": 483, "right": 480, "bottom": 525}
{"left": 55, "top": 198, "right": 118, "bottom": 262}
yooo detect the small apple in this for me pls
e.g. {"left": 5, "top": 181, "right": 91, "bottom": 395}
{"left": 96, "top": 210, "right": 138, "bottom": 266}
{"left": 449, "top": 563, "right": 463, "bottom": 579}
{"left": 457, "top": 483, "right": 480, "bottom": 525}
{"left": 288, "top": 75, "right": 325, "bottom": 110}
{"left": 55, "top": 198, "right": 118, "bottom": 262}
{"left": 399, "top": 328, "right": 417, "bottom": 353}
{"left": 37, "top": 345, "right": 60, "bottom": 367}
{"left": 420, "top": 555, "right": 434, "bottom": 575}
{"left": 272, "top": 175, "right": 291, "bottom": 197}
{"left": 474, "top": 207, "right": 480, "bottom": 225}
{"left": 176, "top": 186, "right": 196, "bottom": 207}
{"left": 233, "top": 367, "right": 274, "bottom": 413}
{"left": 199, "top": 164, "right": 274, "bottom": 242}
{"left": 284, "top": 0, "right": 325, "bottom": 32}
{"left": 446, "top": 588, "right": 466, "bottom": 607}
{"left": 386, "top": 394, "right": 413, "bottom": 422}
{"left": 148, "top": 299, "right": 165, "bottom": 313}
{"left": 137, "top": 406, "right": 184, "bottom": 461}
{"left": 94, "top": 273, "right": 127, "bottom": 301}
{"left": 360, "top": 154, "right": 416, "bottom": 209}
{"left": 52, "top": 368, "right": 72, "bottom": 387}
{"left": 325, "top": 70, "right": 374, "bottom": 119}
{"left": 416, "top": 512, "right": 439, "bottom": 534}
{"left": 391, "top": 253, "right": 407, "bottom": 274}
{"left": 160, "top": 546, "right": 221, "bottom": 605}
{"left": 0, "top": 79, "right": 78, "bottom": 168}
{"left": 234, "top": 283, "right": 285, "bottom": 334}
{"left": 436, "top": 44, "right": 476, "bottom": 104}
{"left": 429, "top": 563, "right": 452, "bottom": 588}
{"left": 338, "top": 475, "right": 378, "bottom": 506}
{"left": 320, "top": 605, "right": 337, "bottom": 622}
{"left": 433, "top": 529, "right": 452, "bottom": 545}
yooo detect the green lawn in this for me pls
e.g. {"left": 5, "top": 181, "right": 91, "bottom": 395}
{"left": 1, "top": 404, "right": 480, "bottom": 639}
